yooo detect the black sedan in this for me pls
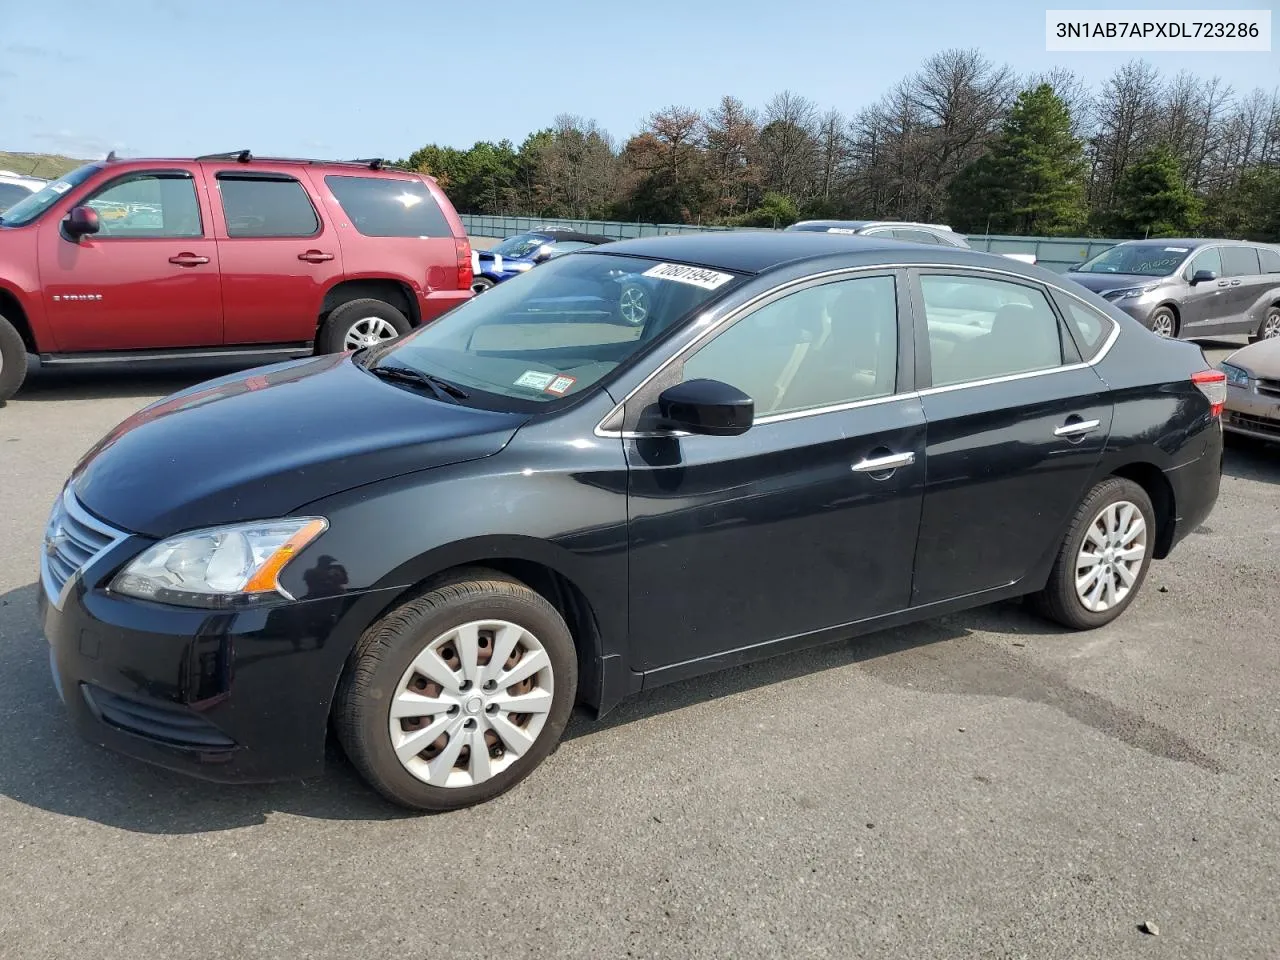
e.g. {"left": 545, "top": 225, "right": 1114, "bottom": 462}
{"left": 40, "top": 232, "right": 1225, "bottom": 810}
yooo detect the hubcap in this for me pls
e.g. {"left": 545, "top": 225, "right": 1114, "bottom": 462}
{"left": 1264, "top": 312, "right": 1280, "bottom": 339}
{"left": 1075, "top": 500, "right": 1148, "bottom": 613}
{"left": 343, "top": 316, "right": 399, "bottom": 351}
{"left": 1151, "top": 313, "right": 1174, "bottom": 337}
{"left": 619, "top": 285, "right": 648, "bottom": 325}
{"left": 388, "top": 620, "right": 554, "bottom": 788}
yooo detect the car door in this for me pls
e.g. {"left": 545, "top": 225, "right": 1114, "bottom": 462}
{"left": 203, "top": 165, "right": 344, "bottom": 346}
{"left": 1214, "top": 245, "right": 1266, "bottom": 335}
{"left": 908, "top": 269, "right": 1115, "bottom": 606}
{"left": 37, "top": 167, "right": 222, "bottom": 351}
{"left": 624, "top": 270, "right": 926, "bottom": 674}
{"left": 1179, "top": 246, "right": 1232, "bottom": 332}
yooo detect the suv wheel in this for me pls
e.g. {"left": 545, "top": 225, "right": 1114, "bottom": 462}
{"left": 0, "top": 313, "right": 29, "bottom": 403}
{"left": 1146, "top": 307, "right": 1177, "bottom": 338}
{"left": 318, "top": 298, "right": 411, "bottom": 354}
{"left": 334, "top": 570, "right": 577, "bottom": 811}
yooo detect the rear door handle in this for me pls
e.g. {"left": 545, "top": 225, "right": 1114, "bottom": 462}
{"left": 1054, "top": 418, "right": 1101, "bottom": 437}
{"left": 851, "top": 451, "right": 916, "bottom": 473}
{"left": 168, "top": 253, "right": 209, "bottom": 267}
{"left": 1229, "top": 279, "right": 1241, "bottom": 286}
{"left": 298, "top": 250, "right": 335, "bottom": 262}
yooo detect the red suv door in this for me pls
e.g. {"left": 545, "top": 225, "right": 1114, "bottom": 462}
{"left": 38, "top": 166, "right": 223, "bottom": 351}
{"left": 201, "top": 163, "right": 344, "bottom": 346}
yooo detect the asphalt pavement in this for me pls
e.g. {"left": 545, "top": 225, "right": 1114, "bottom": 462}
{"left": 0, "top": 342, "right": 1277, "bottom": 959}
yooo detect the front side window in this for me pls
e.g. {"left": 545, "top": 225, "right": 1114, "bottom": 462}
{"left": 324, "top": 175, "right": 450, "bottom": 238}
{"left": 1220, "top": 245, "right": 1261, "bottom": 277}
{"left": 85, "top": 173, "right": 202, "bottom": 238}
{"left": 0, "top": 163, "right": 99, "bottom": 227}
{"left": 1186, "top": 246, "right": 1223, "bottom": 279}
{"left": 372, "top": 254, "right": 742, "bottom": 410}
{"left": 1076, "top": 243, "right": 1189, "bottom": 277}
{"left": 217, "top": 174, "right": 319, "bottom": 238}
{"left": 921, "top": 274, "right": 1063, "bottom": 387}
{"left": 682, "top": 274, "right": 898, "bottom": 417}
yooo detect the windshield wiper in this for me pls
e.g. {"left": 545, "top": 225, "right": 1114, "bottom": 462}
{"left": 367, "top": 362, "right": 470, "bottom": 402}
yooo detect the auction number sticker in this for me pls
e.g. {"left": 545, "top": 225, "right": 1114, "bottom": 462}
{"left": 514, "top": 370, "right": 557, "bottom": 390}
{"left": 641, "top": 262, "right": 734, "bottom": 290}
{"left": 544, "top": 375, "right": 576, "bottom": 396}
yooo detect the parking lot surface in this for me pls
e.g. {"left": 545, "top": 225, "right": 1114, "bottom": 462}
{"left": 1, "top": 345, "right": 1277, "bottom": 959}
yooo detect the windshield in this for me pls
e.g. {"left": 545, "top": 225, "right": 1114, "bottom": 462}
{"left": 1075, "top": 243, "right": 1190, "bottom": 277}
{"left": 491, "top": 232, "right": 552, "bottom": 258}
{"left": 371, "top": 252, "right": 743, "bottom": 410}
{"left": 0, "top": 163, "right": 100, "bottom": 227}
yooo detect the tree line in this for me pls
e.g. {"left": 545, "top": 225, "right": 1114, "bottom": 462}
{"left": 398, "top": 50, "right": 1280, "bottom": 241}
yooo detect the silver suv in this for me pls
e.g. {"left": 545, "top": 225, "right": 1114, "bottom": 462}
{"left": 0, "top": 170, "right": 47, "bottom": 213}
{"left": 1067, "top": 238, "right": 1280, "bottom": 342}
{"left": 786, "top": 219, "right": 969, "bottom": 247}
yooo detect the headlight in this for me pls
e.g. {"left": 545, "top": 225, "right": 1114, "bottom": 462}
{"left": 110, "top": 518, "right": 327, "bottom": 608}
{"left": 1221, "top": 362, "right": 1251, "bottom": 387}
{"left": 1103, "top": 285, "right": 1155, "bottom": 301}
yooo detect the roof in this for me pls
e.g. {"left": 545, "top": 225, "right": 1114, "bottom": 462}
{"left": 531, "top": 230, "right": 614, "bottom": 244}
{"left": 585, "top": 230, "right": 1006, "bottom": 275}
{"left": 1110, "top": 237, "right": 1256, "bottom": 248}
{"left": 789, "top": 219, "right": 955, "bottom": 232}
{"left": 85, "top": 152, "right": 416, "bottom": 174}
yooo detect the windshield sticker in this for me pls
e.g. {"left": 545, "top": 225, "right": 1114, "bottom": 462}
{"left": 1164, "top": 247, "right": 1189, "bottom": 252}
{"left": 641, "top": 262, "right": 734, "bottom": 290}
{"left": 826, "top": 227, "right": 859, "bottom": 234}
{"left": 49, "top": 181, "right": 72, "bottom": 194}
{"left": 544, "top": 375, "right": 576, "bottom": 396}
{"left": 514, "top": 370, "right": 556, "bottom": 390}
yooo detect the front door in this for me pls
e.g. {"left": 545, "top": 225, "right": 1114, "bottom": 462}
{"left": 625, "top": 271, "right": 925, "bottom": 673}
{"left": 38, "top": 168, "right": 222, "bottom": 352}
{"left": 1180, "top": 246, "right": 1235, "bottom": 334}
{"left": 908, "top": 270, "right": 1114, "bottom": 605}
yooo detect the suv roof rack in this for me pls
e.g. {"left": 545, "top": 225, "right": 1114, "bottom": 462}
{"left": 193, "top": 150, "right": 404, "bottom": 171}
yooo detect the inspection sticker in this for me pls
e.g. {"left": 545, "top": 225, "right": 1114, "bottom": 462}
{"left": 641, "top": 262, "right": 734, "bottom": 290}
{"left": 514, "top": 370, "right": 556, "bottom": 390}
{"left": 49, "top": 181, "right": 72, "bottom": 194}
{"left": 544, "top": 375, "right": 577, "bottom": 396}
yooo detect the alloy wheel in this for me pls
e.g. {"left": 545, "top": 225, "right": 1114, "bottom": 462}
{"left": 1264, "top": 310, "right": 1280, "bottom": 339}
{"left": 1150, "top": 312, "right": 1175, "bottom": 338}
{"left": 388, "top": 620, "right": 555, "bottom": 788}
{"left": 1075, "top": 500, "right": 1147, "bottom": 613}
{"left": 343, "top": 316, "right": 400, "bottom": 351}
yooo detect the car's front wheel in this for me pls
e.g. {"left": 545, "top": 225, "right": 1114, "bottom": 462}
{"left": 0, "top": 313, "right": 28, "bottom": 403}
{"left": 1146, "top": 306, "right": 1178, "bottom": 338}
{"left": 1030, "top": 477, "right": 1156, "bottom": 630}
{"left": 334, "top": 570, "right": 578, "bottom": 811}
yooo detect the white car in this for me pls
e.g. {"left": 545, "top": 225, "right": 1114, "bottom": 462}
{"left": 0, "top": 170, "right": 48, "bottom": 213}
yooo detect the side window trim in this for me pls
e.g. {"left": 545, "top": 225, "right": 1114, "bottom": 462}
{"left": 213, "top": 170, "right": 322, "bottom": 239}
{"left": 76, "top": 169, "right": 204, "bottom": 240}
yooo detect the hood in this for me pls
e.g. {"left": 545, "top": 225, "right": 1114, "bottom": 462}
{"left": 1228, "top": 336, "right": 1280, "bottom": 377}
{"left": 1066, "top": 272, "right": 1167, "bottom": 294}
{"left": 72, "top": 354, "right": 528, "bottom": 537}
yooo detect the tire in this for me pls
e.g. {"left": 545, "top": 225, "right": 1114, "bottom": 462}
{"left": 1252, "top": 305, "right": 1280, "bottom": 342}
{"left": 1146, "top": 306, "right": 1178, "bottom": 339}
{"left": 1029, "top": 477, "right": 1156, "bottom": 631}
{"left": 317, "top": 298, "right": 411, "bottom": 354}
{"left": 471, "top": 276, "right": 496, "bottom": 294}
{"left": 334, "top": 571, "right": 578, "bottom": 811}
{"left": 0, "top": 313, "right": 29, "bottom": 404}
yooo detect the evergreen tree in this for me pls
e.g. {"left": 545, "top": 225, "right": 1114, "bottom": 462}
{"left": 1112, "top": 144, "right": 1200, "bottom": 237}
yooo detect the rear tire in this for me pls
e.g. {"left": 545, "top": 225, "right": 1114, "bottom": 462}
{"left": 334, "top": 572, "right": 578, "bottom": 811}
{"left": 1029, "top": 477, "right": 1156, "bottom": 630}
{"left": 318, "top": 298, "right": 411, "bottom": 354}
{"left": 0, "top": 313, "right": 29, "bottom": 403}
{"left": 1146, "top": 306, "right": 1178, "bottom": 338}
{"left": 471, "top": 276, "right": 496, "bottom": 294}
{"left": 1251, "top": 306, "right": 1280, "bottom": 342}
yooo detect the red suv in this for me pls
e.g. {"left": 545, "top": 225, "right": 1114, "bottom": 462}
{"left": 0, "top": 151, "right": 473, "bottom": 401}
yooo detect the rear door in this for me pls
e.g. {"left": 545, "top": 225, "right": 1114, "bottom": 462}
{"left": 1215, "top": 245, "right": 1265, "bottom": 335}
{"left": 203, "top": 165, "right": 344, "bottom": 346}
{"left": 908, "top": 269, "right": 1114, "bottom": 606}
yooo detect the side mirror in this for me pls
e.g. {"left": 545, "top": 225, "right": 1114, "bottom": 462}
{"left": 63, "top": 205, "right": 100, "bottom": 240}
{"left": 657, "top": 379, "right": 753, "bottom": 437}
{"left": 1066, "top": 263, "right": 1080, "bottom": 272}
{"left": 1190, "top": 269, "right": 1217, "bottom": 285}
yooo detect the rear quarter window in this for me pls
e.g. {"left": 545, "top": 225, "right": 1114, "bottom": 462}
{"left": 1257, "top": 247, "right": 1280, "bottom": 273}
{"left": 1058, "top": 297, "right": 1114, "bottom": 357}
{"left": 325, "top": 175, "right": 452, "bottom": 238}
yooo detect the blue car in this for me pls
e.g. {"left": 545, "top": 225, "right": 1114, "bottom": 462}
{"left": 470, "top": 229, "right": 613, "bottom": 293}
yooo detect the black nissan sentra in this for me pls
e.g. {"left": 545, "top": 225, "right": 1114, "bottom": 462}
{"left": 40, "top": 232, "right": 1225, "bottom": 810}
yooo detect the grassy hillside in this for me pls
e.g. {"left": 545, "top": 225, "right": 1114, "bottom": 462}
{"left": 0, "top": 151, "right": 88, "bottom": 179}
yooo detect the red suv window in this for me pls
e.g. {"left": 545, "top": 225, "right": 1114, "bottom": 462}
{"left": 324, "top": 175, "right": 451, "bottom": 238}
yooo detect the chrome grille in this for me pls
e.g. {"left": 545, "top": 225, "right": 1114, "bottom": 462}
{"left": 41, "top": 487, "right": 127, "bottom": 609}
{"left": 1256, "top": 378, "right": 1280, "bottom": 399}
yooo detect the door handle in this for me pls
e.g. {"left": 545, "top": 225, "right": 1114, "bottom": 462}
{"left": 851, "top": 451, "right": 916, "bottom": 473}
{"left": 1217, "top": 280, "right": 1230, "bottom": 287}
{"left": 1054, "top": 418, "right": 1101, "bottom": 437}
{"left": 168, "top": 253, "right": 209, "bottom": 267}
{"left": 1229, "top": 279, "right": 1241, "bottom": 286}
{"left": 298, "top": 250, "right": 335, "bottom": 262}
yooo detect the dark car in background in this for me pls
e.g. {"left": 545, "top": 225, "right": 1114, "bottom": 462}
{"left": 1066, "top": 238, "right": 1280, "bottom": 342}
{"left": 470, "top": 229, "right": 613, "bottom": 293}
{"left": 41, "top": 233, "right": 1224, "bottom": 812}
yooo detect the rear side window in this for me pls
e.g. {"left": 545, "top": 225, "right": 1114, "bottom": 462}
{"left": 324, "top": 175, "right": 451, "bottom": 238}
{"left": 1220, "top": 246, "right": 1261, "bottom": 277}
{"left": 217, "top": 174, "right": 319, "bottom": 238}
{"left": 1257, "top": 247, "right": 1280, "bottom": 273}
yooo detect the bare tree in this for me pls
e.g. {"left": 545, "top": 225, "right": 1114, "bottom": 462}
{"left": 1089, "top": 59, "right": 1163, "bottom": 208}
{"left": 702, "top": 95, "right": 760, "bottom": 216}
{"left": 758, "top": 90, "right": 820, "bottom": 200}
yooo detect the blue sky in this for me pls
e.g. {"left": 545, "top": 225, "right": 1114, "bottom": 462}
{"left": 1, "top": 0, "right": 1276, "bottom": 161}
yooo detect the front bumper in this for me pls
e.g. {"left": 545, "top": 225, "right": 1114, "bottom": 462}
{"left": 1223, "top": 381, "right": 1280, "bottom": 442}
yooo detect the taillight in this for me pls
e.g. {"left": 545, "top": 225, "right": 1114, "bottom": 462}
{"left": 454, "top": 237, "right": 473, "bottom": 291}
{"left": 1191, "top": 369, "right": 1226, "bottom": 417}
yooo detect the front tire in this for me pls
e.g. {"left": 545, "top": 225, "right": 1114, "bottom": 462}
{"left": 334, "top": 571, "right": 578, "bottom": 811}
{"left": 0, "top": 313, "right": 29, "bottom": 403}
{"left": 1030, "top": 477, "right": 1156, "bottom": 630}
{"left": 318, "top": 298, "right": 411, "bottom": 354}
{"left": 1146, "top": 306, "right": 1178, "bottom": 339}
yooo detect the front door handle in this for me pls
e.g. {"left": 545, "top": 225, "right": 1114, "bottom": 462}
{"left": 168, "top": 253, "right": 209, "bottom": 267}
{"left": 851, "top": 451, "right": 916, "bottom": 473}
{"left": 1217, "top": 280, "right": 1230, "bottom": 287}
{"left": 298, "top": 250, "right": 335, "bottom": 263}
{"left": 1229, "top": 279, "right": 1241, "bottom": 286}
{"left": 1054, "top": 418, "right": 1101, "bottom": 437}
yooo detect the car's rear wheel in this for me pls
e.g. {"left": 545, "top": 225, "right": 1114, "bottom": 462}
{"left": 334, "top": 571, "right": 577, "bottom": 811}
{"left": 1030, "top": 477, "right": 1156, "bottom": 630}
{"left": 1146, "top": 306, "right": 1178, "bottom": 338}
{"left": 1252, "top": 306, "right": 1280, "bottom": 342}
{"left": 0, "top": 313, "right": 29, "bottom": 404}
{"left": 471, "top": 276, "right": 496, "bottom": 294}
{"left": 318, "top": 298, "right": 411, "bottom": 354}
